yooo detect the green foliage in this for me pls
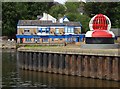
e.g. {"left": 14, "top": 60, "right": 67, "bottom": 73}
{"left": 2, "top": 2, "right": 120, "bottom": 38}
{"left": 49, "top": 4, "right": 66, "bottom": 19}
{"left": 49, "top": 2, "right": 90, "bottom": 32}
{"left": 84, "top": 2, "right": 120, "bottom": 28}
{"left": 65, "top": 2, "right": 79, "bottom": 13}
{"left": 66, "top": 13, "right": 90, "bottom": 33}
{"left": 2, "top": 2, "right": 53, "bottom": 38}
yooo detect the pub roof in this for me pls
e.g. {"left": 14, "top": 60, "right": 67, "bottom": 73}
{"left": 17, "top": 20, "right": 82, "bottom": 27}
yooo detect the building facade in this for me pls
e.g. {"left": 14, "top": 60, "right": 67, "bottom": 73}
{"left": 16, "top": 13, "right": 85, "bottom": 44}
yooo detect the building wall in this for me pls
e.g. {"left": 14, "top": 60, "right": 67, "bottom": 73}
{"left": 17, "top": 26, "right": 83, "bottom": 44}
{"left": 74, "top": 28, "right": 81, "bottom": 34}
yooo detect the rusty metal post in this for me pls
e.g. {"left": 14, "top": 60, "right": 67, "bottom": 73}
{"left": 64, "top": 55, "right": 70, "bottom": 75}
{"left": 59, "top": 54, "right": 65, "bottom": 74}
{"left": 43, "top": 53, "right": 48, "bottom": 72}
{"left": 48, "top": 53, "right": 53, "bottom": 73}
{"left": 83, "top": 56, "right": 90, "bottom": 77}
{"left": 28, "top": 52, "right": 32, "bottom": 70}
{"left": 106, "top": 57, "right": 112, "bottom": 80}
{"left": 76, "top": 55, "right": 82, "bottom": 76}
{"left": 97, "top": 57, "right": 103, "bottom": 79}
{"left": 90, "top": 56, "right": 97, "bottom": 78}
{"left": 112, "top": 57, "right": 120, "bottom": 81}
{"left": 38, "top": 53, "right": 43, "bottom": 71}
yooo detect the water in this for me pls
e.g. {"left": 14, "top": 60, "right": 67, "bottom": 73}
{"left": 2, "top": 49, "right": 120, "bottom": 88}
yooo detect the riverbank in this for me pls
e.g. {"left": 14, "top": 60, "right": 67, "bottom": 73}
{"left": 1, "top": 40, "right": 16, "bottom": 49}
{"left": 17, "top": 46, "right": 120, "bottom": 81}
{"left": 18, "top": 45, "right": 119, "bottom": 56}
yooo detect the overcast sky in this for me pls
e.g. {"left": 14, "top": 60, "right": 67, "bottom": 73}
{"left": 54, "top": 0, "right": 67, "bottom": 4}
{"left": 54, "top": 0, "right": 86, "bottom": 4}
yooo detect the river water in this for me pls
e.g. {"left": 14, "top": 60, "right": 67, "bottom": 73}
{"left": 2, "top": 49, "right": 120, "bottom": 88}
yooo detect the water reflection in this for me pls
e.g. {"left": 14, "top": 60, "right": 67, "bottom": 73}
{"left": 2, "top": 49, "right": 120, "bottom": 88}
{"left": 19, "top": 69, "right": 120, "bottom": 87}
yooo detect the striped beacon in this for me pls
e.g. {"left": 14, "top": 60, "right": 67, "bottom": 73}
{"left": 85, "top": 14, "right": 115, "bottom": 44}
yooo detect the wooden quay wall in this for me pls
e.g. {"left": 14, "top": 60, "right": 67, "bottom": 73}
{"left": 17, "top": 47, "right": 120, "bottom": 81}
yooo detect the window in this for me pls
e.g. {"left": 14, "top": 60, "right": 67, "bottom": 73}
{"left": 38, "top": 28, "right": 50, "bottom": 33}
{"left": 71, "top": 28, "right": 74, "bottom": 33}
{"left": 55, "top": 28, "right": 59, "bottom": 34}
{"left": 68, "top": 28, "right": 71, "bottom": 33}
{"left": 24, "top": 29, "right": 29, "bottom": 32}
{"left": 38, "top": 28, "right": 42, "bottom": 33}
{"left": 46, "top": 28, "right": 50, "bottom": 33}
{"left": 42, "top": 28, "right": 46, "bottom": 32}
{"left": 65, "top": 27, "right": 67, "bottom": 33}
{"left": 34, "top": 38, "right": 40, "bottom": 42}
{"left": 26, "top": 38, "right": 31, "bottom": 42}
{"left": 43, "top": 38, "right": 48, "bottom": 42}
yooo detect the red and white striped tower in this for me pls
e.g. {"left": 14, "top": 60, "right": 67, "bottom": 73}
{"left": 85, "top": 14, "right": 115, "bottom": 44}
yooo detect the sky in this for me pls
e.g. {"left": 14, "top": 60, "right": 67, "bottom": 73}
{"left": 54, "top": 0, "right": 86, "bottom": 4}
{"left": 54, "top": 0, "right": 67, "bottom": 4}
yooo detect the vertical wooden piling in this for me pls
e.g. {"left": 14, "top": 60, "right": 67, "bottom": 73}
{"left": 106, "top": 57, "right": 112, "bottom": 80}
{"left": 43, "top": 53, "right": 48, "bottom": 72}
{"left": 33, "top": 52, "right": 37, "bottom": 71}
{"left": 59, "top": 54, "right": 65, "bottom": 74}
{"left": 76, "top": 55, "right": 82, "bottom": 76}
{"left": 90, "top": 56, "right": 97, "bottom": 78}
{"left": 64, "top": 55, "right": 70, "bottom": 75}
{"left": 28, "top": 52, "right": 32, "bottom": 70}
{"left": 38, "top": 53, "right": 43, "bottom": 71}
{"left": 22, "top": 52, "right": 25, "bottom": 69}
{"left": 103, "top": 57, "right": 107, "bottom": 79}
{"left": 25, "top": 52, "right": 28, "bottom": 70}
{"left": 97, "top": 57, "right": 103, "bottom": 79}
{"left": 18, "top": 52, "right": 22, "bottom": 69}
{"left": 53, "top": 54, "right": 59, "bottom": 73}
{"left": 70, "top": 55, "right": 77, "bottom": 76}
{"left": 83, "top": 56, "right": 90, "bottom": 77}
{"left": 48, "top": 53, "right": 53, "bottom": 73}
{"left": 112, "top": 57, "right": 120, "bottom": 81}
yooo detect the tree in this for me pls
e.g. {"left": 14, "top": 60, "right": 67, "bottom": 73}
{"left": 49, "top": 4, "right": 66, "bottom": 19}
{"left": 66, "top": 13, "right": 90, "bottom": 33}
{"left": 2, "top": 2, "right": 54, "bottom": 38}
{"left": 84, "top": 2, "right": 120, "bottom": 28}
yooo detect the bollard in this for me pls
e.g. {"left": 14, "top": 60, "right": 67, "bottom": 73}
{"left": 76, "top": 55, "right": 82, "bottom": 76}
{"left": 64, "top": 55, "right": 70, "bottom": 75}
{"left": 38, "top": 53, "right": 43, "bottom": 71}
{"left": 59, "top": 54, "right": 65, "bottom": 74}
{"left": 43, "top": 53, "right": 48, "bottom": 72}
{"left": 28, "top": 52, "right": 32, "bottom": 70}
{"left": 90, "top": 56, "right": 97, "bottom": 78}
